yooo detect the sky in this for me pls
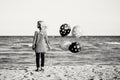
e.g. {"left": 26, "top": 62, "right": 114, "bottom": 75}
{"left": 0, "top": 0, "right": 120, "bottom": 36}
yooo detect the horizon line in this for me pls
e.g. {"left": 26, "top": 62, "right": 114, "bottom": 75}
{"left": 0, "top": 35, "right": 120, "bottom": 37}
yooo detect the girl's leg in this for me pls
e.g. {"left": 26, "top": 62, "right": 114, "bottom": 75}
{"left": 36, "top": 53, "right": 40, "bottom": 71}
{"left": 40, "top": 52, "right": 45, "bottom": 70}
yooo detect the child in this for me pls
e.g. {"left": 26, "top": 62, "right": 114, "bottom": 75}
{"left": 32, "top": 20, "right": 50, "bottom": 71}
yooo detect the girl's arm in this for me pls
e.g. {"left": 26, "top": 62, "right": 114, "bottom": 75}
{"left": 44, "top": 32, "right": 51, "bottom": 50}
{"left": 32, "top": 31, "right": 38, "bottom": 50}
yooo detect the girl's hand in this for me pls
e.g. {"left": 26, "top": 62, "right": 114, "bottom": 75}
{"left": 32, "top": 45, "right": 36, "bottom": 50}
{"left": 48, "top": 45, "right": 51, "bottom": 51}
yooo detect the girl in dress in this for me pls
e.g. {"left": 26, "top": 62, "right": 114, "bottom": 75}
{"left": 32, "top": 20, "right": 50, "bottom": 71}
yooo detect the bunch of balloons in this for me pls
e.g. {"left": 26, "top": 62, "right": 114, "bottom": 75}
{"left": 59, "top": 23, "right": 81, "bottom": 53}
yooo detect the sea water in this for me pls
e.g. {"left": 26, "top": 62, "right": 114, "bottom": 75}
{"left": 0, "top": 36, "right": 120, "bottom": 66}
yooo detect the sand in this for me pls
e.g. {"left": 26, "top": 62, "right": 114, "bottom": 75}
{"left": 0, "top": 64, "right": 120, "bottom": 80}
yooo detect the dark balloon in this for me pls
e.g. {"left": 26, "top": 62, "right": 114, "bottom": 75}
{"left": 59, "top": 23, "right": 71, "bottom": 37}
{"left": 68, "top": 42, "right": 81, "bottom": 53}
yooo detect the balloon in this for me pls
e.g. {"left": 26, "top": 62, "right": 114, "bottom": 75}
{"left": 72, "top": 25, "right": 82, "bottom": 38}
{"left": 68, "top": 42, "right": 81, "bottom": 53}
{"left": 60, "top": 41, "right": 71, "bottom": 50}
{"left": 59, "top": 23, "right": 71, "bottom": 37}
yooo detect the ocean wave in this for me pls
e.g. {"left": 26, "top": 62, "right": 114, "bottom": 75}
{"left": 10, "top": 43, "right": 32, "bottom": 49}
{"left": 105, "top": 42, "right": 120, "bottom": 45}
{"left": 0, "top": 42, "right": 11, "bottom": 46}
{"left": 20, "top": 43, "right": 32, "bottom": 47}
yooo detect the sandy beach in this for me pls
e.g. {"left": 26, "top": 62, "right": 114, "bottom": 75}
{"left": 0, "top": 64, "right": 120, "bottom": 80}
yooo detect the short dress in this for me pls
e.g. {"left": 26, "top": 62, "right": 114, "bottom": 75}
{"left": 33, "top": 31, "right": 48, "bottom": 53}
